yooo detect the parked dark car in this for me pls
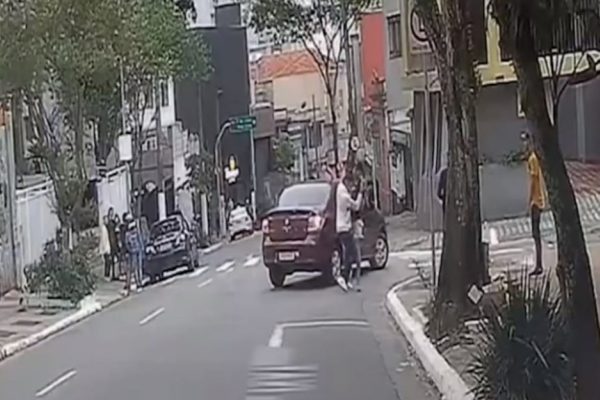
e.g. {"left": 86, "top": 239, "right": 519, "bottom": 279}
{"left": 261, "top": 181, "right": 389, "bottom": 288}
{"left": 144, "top": 214, "right": 199, "bottom": 282}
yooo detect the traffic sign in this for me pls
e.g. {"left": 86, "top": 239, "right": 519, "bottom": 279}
{"left": 409, "top": 2, "right": 430, "bottom": 54}
{"left": 230, "top": 115, "right": 257, "bottom": 133}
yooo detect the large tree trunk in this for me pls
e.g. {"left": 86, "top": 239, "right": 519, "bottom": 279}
{"left": 417, "top": 0, "right": 485, "bottom": 337}
{"left": 511, "top": 17, "right": 600, "bottom": 399}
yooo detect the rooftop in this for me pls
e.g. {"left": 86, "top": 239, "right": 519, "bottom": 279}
{"left": 256, "top": 50, "right": 319, "bottom": 82}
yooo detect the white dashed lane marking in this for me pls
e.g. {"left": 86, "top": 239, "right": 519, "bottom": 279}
{"left": 244, "top": 255, "right": 260, "bottom": 267}
{"left": 216, "top": 261, "right": 235, "bottom": 272}
{"left": 139, "top": 307, "right": 165, "bottom": 326}
{"left": 36, "top": 370, "right": 77, "bottom": 397}
{"left": 197, "top": 278, "right": 213, "bottom": 289}
{"left": 190, "top": 266, "right": 208, "bottom": 278}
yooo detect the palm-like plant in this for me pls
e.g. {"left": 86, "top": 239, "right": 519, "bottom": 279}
{"left": 468, "top": 273, "right": 574, "bottom": 400}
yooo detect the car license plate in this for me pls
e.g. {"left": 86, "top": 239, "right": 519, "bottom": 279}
{"left": 159, "top": 243, "right": 172, "bottom": 252}
{"left": 278, "top": 251, "right": 296, "bottom": 261}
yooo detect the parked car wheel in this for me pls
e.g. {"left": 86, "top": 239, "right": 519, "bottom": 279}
{"left": 269, "top": 268, "right": 286, "bottom": 288}
{"left": 151, "top": 271, "right": 163, "bottom": 284}
{"left": 323, "top": 247, "right": 343, "bottom": 283}
{"left": 370, "top": 233, "right": 389, "bottom": 270}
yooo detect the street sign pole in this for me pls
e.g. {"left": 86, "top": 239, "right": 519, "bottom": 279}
{"left": 250, "top": 127, "right": 257, "bottom": 221}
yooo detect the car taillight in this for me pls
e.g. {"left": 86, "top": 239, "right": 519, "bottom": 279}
{"left": 262, "top": 218, "right": 270, "bottom": 234}
{"left": 307, "top": 215, "right": 324, "bottom": 232}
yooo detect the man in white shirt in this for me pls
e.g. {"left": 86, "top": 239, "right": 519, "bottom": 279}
{"left": 336, "top": 166, "right": 363, "bottom": 291}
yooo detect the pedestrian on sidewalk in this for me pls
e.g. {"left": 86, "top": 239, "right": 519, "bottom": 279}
{"left": 100, "top": 216, "right": 112, "bottom": 279}
{"left": 351, "top": 217, "right": 364, "bottom": 292}
{"left": 522, "top": 131, "right": 546, "bottom": 275}
{"left": 437, "top": 166, "right": 448, "bottom": 216}
{"left": 336, "top": 165, "right": 363, "bottom": 291}
{"left": 107, "top": 207, "right": 119, "bottom": 280}
{"left": 125, "top": 214, "right": 144, "bottom": 291}
{"left": 118, "top": 213, "right": 128, "bottom": 280}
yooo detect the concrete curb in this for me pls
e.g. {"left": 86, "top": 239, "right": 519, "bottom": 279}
{"left": 0, "top": 295, "right": 123, "bottom": 362}
{"left": 385, "top": 281, "right": 473, "bottom": 400}
{"left": 201, "top": 242, "right": 223, "bottom": 255}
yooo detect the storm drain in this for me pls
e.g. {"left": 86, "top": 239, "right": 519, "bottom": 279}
{"left": 11, "top": 319, "right": 42, "bottom": 327}
{"left": 246, "top": 364, "right": 318, "bottom": 398}
{"left": 0, "top": 329, "right": 16, "bottom": 338}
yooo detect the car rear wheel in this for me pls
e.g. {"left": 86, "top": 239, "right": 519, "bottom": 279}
{"left": 323, "top": 247, "right": 343, "bottom": 283}
{"left": 370, "top": 233, "right": 389, "bottom": 270}
{"left": 269, "top": 268, "right": 286, "bottom": 288}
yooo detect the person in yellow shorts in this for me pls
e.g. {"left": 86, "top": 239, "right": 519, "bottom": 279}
{"left": 522, "top": 132, "right": 546, "bottom": 275}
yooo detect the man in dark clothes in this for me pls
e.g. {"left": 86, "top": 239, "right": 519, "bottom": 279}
{"left": 106, "top": 207, "right": 118, "bottom": 280}
{"left": 437, "top": 167, "right": 448, "bottom": 215}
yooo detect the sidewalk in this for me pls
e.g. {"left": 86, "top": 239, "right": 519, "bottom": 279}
{"left": 387, "top": 192, "right": 600, "bottom": 252}
{"left": 386, "top": 236, "right": 600, "bottom": 400}
{"left": 0, "top": 274, "right": 124, "bottom": 361}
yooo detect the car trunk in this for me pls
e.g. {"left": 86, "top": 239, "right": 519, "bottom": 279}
{"left": 267, "top": 210, "right": 312, "bottom": 242}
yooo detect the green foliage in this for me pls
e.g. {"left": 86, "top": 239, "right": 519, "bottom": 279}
{"left": 468, "top": 273, "right": 574, "bottom": 400}
{"left": 0, "top": 0, "right": 209, "bottom": 233}
{"left": 185, "top": 150, "right": 215, "bottom": 195}
{"left": 272, "top": 137, "right": 296, "bottom": 174}
{"left": 25, "top": 234, "right": 99, "bottom": 305}
{"left": 28, "top": 132, "right": 91, "bottom": 233}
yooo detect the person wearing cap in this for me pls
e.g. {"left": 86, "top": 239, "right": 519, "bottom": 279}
{"left": 522, "top": 132, "right": 546, "bottom": 275}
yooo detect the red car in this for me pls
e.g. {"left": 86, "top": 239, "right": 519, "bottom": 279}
{"left": 261, "top": 181, "right": 389, "bottom": 287}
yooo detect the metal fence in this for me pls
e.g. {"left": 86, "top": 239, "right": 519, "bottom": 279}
{"left": 16, "top": 179, "right": 60, "bottom": 286}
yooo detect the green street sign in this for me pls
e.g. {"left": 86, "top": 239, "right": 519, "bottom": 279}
{"left": 230, "top": 115, "right": 257, "bottom": 133}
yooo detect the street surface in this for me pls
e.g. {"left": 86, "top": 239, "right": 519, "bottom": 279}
{"left": 0, "top": 233, "right": 439, "bottom": 400}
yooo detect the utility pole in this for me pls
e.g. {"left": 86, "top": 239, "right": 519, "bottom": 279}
{"left": 342, "top": 0, "right": 358, "bottom": 169}
{"left": 424, "top": 58, "right": 436, "bottom": 288}
{"left": 214, "top": 121, "right": 232, "bottom": 238}
{"left": 154, "top": 77, "right": 166, "bottom": 221}
{"left": 250, "top": 124, "right": 257, "bottom": 220}
{"left": 312, "top": 94, "right": 319, "bottom": 165}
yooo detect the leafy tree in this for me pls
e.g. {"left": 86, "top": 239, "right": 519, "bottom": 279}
{"left": 490, "top": 1, "right": 600, "bottom": 397}
{"left": 272, "top": 137, "right": 296, "bottom": 174}
{"left": 250, "top": 0, "right": 371, "bottom": 169}
{"left": 117, "top": 0, "right": 209, "bottom": 201}
{"left": 0, "top": 0, "right": 209, "bottom": 235}
{"left": 185, "top": 150, "right": 215, "bottom": 199}
{"left": 415, "top": 0, "right": 486, "bottom": 336}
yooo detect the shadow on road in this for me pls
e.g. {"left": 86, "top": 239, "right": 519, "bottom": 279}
{"left": 277, "top": 269, "right": 375, "bottom": 291}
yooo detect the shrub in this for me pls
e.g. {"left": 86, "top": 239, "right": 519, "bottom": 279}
{"left": 25, "top": 234, "right": 98, "bottom": 306}
{"left": 468, "top": 273, "right": 574, "bottom": 400}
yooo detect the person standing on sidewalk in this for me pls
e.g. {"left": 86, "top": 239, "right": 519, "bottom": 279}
{"left": 100, "top": 216, "right": 112, "bottom": 279}
{"left": 336, "top": 166, "right": 363, "bottom": 291}
{"left": 522, "top": 132, "right": 546, "bottom": 275}
{"left": 437, "top": 166, "right": 448, "bottom": 216}
{"left": 125, "top": 215, "right": 144, "bottom": 291}
{"left": 106, "top": 208, "right": 119, "bottom": 280}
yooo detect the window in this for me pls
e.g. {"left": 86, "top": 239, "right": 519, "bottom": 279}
{"left": 387, "top": 14, "right": 402, "bottom": 58}
{"left": 142, "top": 136, "right": 157, "bottom": 151}
{"left": 278, "top": 183, "right": 331, "bottom": 209}
{"left": 160, "top": 80, "right": 169, "bottom": 107}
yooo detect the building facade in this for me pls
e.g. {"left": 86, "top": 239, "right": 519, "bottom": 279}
{"left": 175, "top": 3, "right": 253, "bottom": 206}
{"left": 393, "top": 0, "right": 600, "bottom": 228}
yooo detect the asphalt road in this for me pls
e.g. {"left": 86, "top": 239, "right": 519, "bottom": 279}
{"left": 0, "top": 233, "right": 439, "bottom": 400}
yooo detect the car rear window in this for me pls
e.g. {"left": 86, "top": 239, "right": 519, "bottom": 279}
{"left": 151, "top": 218, "right": 181, "bottom": 238}
{"left": 278, "top": 183, "right": 331, "bottom": 209}
{"left": 231, "top": 207, "right": 247, "bottom": 217}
